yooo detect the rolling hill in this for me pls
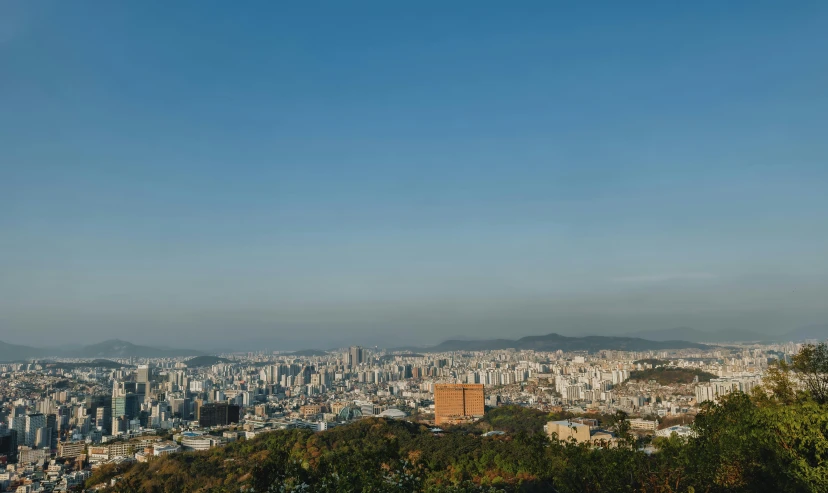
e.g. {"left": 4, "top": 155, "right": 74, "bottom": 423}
{"left": 184, "top": 355, "right": 232, "bottom": 367}
{"left": 628, "top": 367, "right": 717, "bottom": 385}
{"left": 626, "top": 325, "right": 828, "bottom": 343}
{"left": 76, "top": 340, "right": 203, "bottom": 358}
{"left": 626, "top": 327, "right": 770, "bottom": 343}
{"left": 404, "top": 333, "right": 710, "bottom": 353}
{"left": 42, "top": 359, "right": 131, "bottom": 370}
{"left": 285, "top": 349, "right": 329, "bottom": 357}
{"left": 0, "top": 340, "right": 47, "bottom": 361}
{"left": 783, "top": 324, "right": 828, "bottom": 341}
{"left": 0, "top": 339, "right": 203, "bottom": 361}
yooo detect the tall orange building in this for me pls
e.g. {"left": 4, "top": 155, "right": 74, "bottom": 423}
{"left": 434, "top": 383, "right": 484, "bottom": 425}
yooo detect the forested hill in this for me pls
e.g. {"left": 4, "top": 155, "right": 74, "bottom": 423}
{"left": 184, "top": 355, "right": 231, "bottom": 367}
{"left": 629, "top": 367, "right": 718, "bottom": 385}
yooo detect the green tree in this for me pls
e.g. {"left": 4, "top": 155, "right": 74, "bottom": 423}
{"left": 613, "top": 410, "right": 632, "bottom": 445}
{"left": 754, "top": 359, "right": 797, "bottom": 405}
{"left": 792, "top": 343, "right": 828, "bottom": 404}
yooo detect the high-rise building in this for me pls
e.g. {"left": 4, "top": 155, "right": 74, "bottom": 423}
{"left": 136, "top": 365, "right": 150, "bottom": 383}
{"left": 24, "top": 413, "right": 46, "bottom": 447}
{"left": 46, "top": 413, "right": 58, "bottom": 450}
{"left": 348, "top": 346, "right": 364, "bottom": 368}
{"left": 34, "top": 426, "right": 51, "bottom": 449}
{"left": 197, "top": 403, "right": 241, "bottom": 427}
{"left": 112, "top": 380, "right": 137, "bottom": 397}
{"left": 433, "top": 384, "right": 485, "bottom": 425}
{"left": 11, "top": 415, "right": 25, "bottom": 444}
{"left": 0, "top": 428, "right": 18, "bottom": 463}
{"left": 111, "top": 394, "right": 140, "bottom": 432}
{"left": 95, "top": 406, "right": 111, "bottom": 434}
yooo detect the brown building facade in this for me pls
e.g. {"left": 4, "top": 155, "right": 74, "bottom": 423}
{"left": 434, "top": 384, "right": 484, "bottom": 425}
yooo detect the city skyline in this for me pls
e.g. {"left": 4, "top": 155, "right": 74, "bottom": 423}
{"left": 3, "top": 1, "right": 828, "bottom": 348}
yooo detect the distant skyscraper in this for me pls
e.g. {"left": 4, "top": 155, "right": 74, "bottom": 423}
{"left": 24, "top": 413, "right": 46, "bottom": 447}
{"left": 0, "top": 428, "right": 17, "bottom": 463}
{"left": 11, "top": 415, "right": 25, "bottom": 445}
{"left": 46, "top": 414, "right": 58, "bottom": 450}
{"left": 112, "top": 380, "right": 137, "bottom": 397}
{"left": 348, "top": 346, "right": 364, "bottom": 368}
{"left": 136, "top": 365, "right": 150, "bottom": 383}
{"left": 111, "top": 394, "right": 140, "bottom": 432}
{"left": 136, "top": 365, "right": 152, "bottom": 402}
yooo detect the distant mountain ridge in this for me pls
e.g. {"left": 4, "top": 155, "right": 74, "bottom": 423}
{"left": 625, "top": 325, "right": 828, "bottom": 343}
{"left": 0, "top": 340, "right": 47, "bottom": 361}
{"left": 784, "top": 324, "right": 828, "bottom": 341}
{"left": 285, "top": 349, "right": 329, "bottom": 357}
{"left": 625, "top": 327, "right": 770, "bottom": 343}
{"left": 0, "top": 339, "right": 203, "bottom": 361}
{"left": 398, "top": 333, "right": 711, "bottom": 353}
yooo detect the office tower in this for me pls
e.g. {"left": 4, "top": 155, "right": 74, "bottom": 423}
{"left": 111, "top": 394, "right": 140, "bottom": 431}
{"left": 56, "top": 406, "right": 70, "bottom": 431}
{"left": 348, "top": 346, "right": 364, "bottom": 368}
{"left": 433, "top": 384, "right": 485, "bottom": 425}
{"left": 79, "top": 414, "right": 91, "bottom": 435}
{"left": 9, "top": 405, "right": 26, "bottom": 420}
{"left": 135, "top": 365, "right": 151, "bottom": 402}
{"left": 91, "top": 396, "right": 112, "bottom": 434}
{"left": 169, "top": 397, "right": 189, "bottom": 418}
{"left": 112, "top": 380, "right": 137, "bottom": 397}
{"left": 197, "top": 403, "right": 241, "bottom": 427}
{"left": 38, "top": 398, "right": 53, "bottom": 415}
{"left": 0, "top": 429, "right": 17, "bottom": 463}
{"left": 34, "top": 427, "right": 51, "bottom": 449}
{"left": 46, "top": 413, "right": 58, "bottom": 450}
{"left": 24, "top": 413, "right": 46, "bottom": 447}
{"left": 112, "top": 416, "right": 129, "bottom": 435}
{"left": 168, "top": 370, "right": 186, "bottom": 390}
{"left": 11, "top": 415, "right": 26, "bottom": 444}
{"left": 265, "top": 364, "right": 281, "bottom": 384}
{"left": 136, "top": 364, "right": 150, "bottom": 384}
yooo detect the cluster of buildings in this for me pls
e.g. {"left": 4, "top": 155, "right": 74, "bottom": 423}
{"left": 0, "top": 341, "right": 807, "bottom": 490}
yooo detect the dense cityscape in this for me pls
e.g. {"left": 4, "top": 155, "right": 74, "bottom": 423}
{"left": 0, "top": 336, "right": 816, "bottom": 491}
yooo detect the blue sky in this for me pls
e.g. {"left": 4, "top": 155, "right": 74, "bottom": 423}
{"left": 2, "top": 1, "right": 827, "bottom": 349}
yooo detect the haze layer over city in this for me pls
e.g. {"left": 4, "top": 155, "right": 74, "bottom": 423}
{"left": 2, "top": 2, "right": 827, "bottom": 352}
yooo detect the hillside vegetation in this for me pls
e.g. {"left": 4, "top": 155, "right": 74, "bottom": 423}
{"left": 43, "top": 359, "right": 129, "bottom": 370}
{"left": 88, "top": 397, "right": 828, "bottom": 493}
{"left": 286, "top": 349, "right": 329, "bottom": 357}
{"left": 629, "top": 367, "right": 717, "bottom": 384}
{"left": 184, "top": 355, "right": 231, "bottom": 367}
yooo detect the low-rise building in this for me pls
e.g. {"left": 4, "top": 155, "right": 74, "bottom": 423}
{"left": 629, "top": 418, "right": 657, "bottom": 431}
{"left": 655, "top": 425, "right": 696, "bottom": 438}
{"left": 545, "top": 420, "right": 591, "bottom": 443}
{"left": 300, "top": 405, "right": 321, "bottom": 418}
{"left": 153, "top": 441, "right": 181, "bottom": 456}
{"left": 57, "top": 441, "right": 86, "bottom": 459}
{"left": 181, "top": 436, "right": 223, "bottom": 451}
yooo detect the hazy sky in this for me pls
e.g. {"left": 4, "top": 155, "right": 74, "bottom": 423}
{"left": 2, "top": 1, "right": 827, "bottom": 350}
